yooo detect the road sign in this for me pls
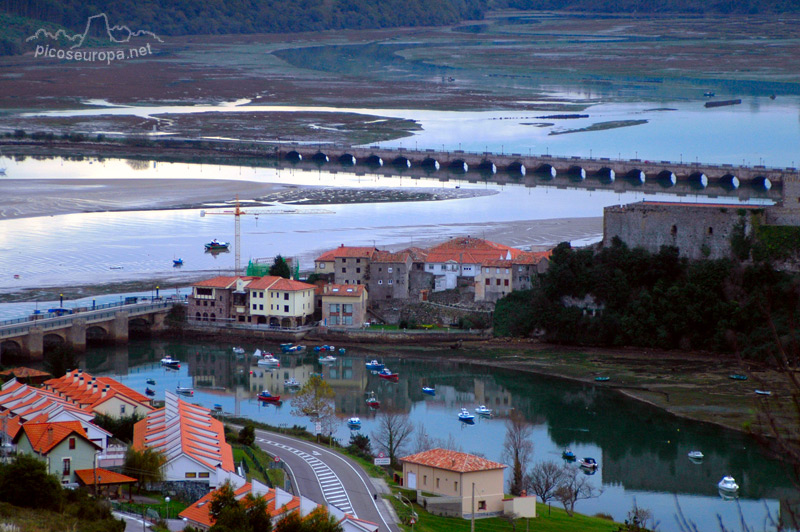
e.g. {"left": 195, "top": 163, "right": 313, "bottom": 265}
{"left": 378, "top": 452, "right": 385, "bottom": 458}
{"left": 374, "top": 457, "right": 390, "bottom": 466}
{"left": 315, "top": 422, "right": 321, "bottom": 435}
{"left": 274, "top": 456, "right": 280, "bottom": 463}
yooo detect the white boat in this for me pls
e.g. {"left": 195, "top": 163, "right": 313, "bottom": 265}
{"left": 688, "top": 451, "right": 704, "bottom": 460}
{"left": 365, "top": 360, "right": 385, "bottom": 371}
{"left": 284, "top": 378, "right": 300, "bottom": 388}
{"left": 458, "top": 408, "right": 475, "bottom": 423}
{"left": 232, "top": 346, "right": 245, "bottom": 354}
{"left": 319, "top": 355, "right": 337, "bottom": 364}
{"left": 718, "top": 476, "right": 739, "bottom": 492}
{"left": 160, "top": 356, "right": 180, "bottom": 368}
{"left": 258, "top": 354, "right": 280, "bottom": 367}
{"left": 755, "top": 390, "right": 772, "bottom": 396}
{"left": 579, "top": 457, "right": 598, "bottom": 470}
{"left": 422, "top": 386, "right": 435, "bottom": 396}
{"left": 176, "top": 385, "right": 194, "bottom": 396}
{"left": 347, "top": 417, "right": 362, "bottom": 429}
{"left": 475, "top": 405, "right": 493, "bottom": 417}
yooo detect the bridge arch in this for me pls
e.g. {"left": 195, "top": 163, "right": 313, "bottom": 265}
{"left": 506, "top": 162, "right": 526, "bottom": 176}
{"left": 285, "top": 150, "right": 302, "bottom": 162}
{"left": 366, "top": 155, "right": 383, "bottom": 167}
{"left": 478, "top": 160, "right": 496, "bottom": 175}
{"left": 657, "top": 171, "right": 676, "bottom": 187}
{"left": 449, "top": 160, "right": 468, "bottom": 173}
{"left": 311, "top": 152, "right": 329, "bottom": 164}
{"left": 421, "top": 158, "right": 440, "bottom": 171}
{"left": 625, "top": 169, "right": 645, "bottom": 185}
{"left": 751, "top": 176, "right": 772, "bottom": 190}
{"left": 256, "top": 316, "right": 267, "bottom": 325}
{"left": 688, "top": 172, "right": 708, "bottom": 189}
{"left": 568, "top": 166, "right": 586, "bottom": 180}
{"left": 718, "top": 173, "right": 740, "bottom": 190}
{"left": 269, "top": 317, "right": 280, "bottom": 327}
{"left": 86, "top": 325, "right": 112, "bottom": 345}
{"left": 338, "top": 153, "right": 356, "bottom": 166}
{"left": 128, "top": 318, "right": 152, "bottom": 339}
{"left": 0, "top": 340, "right": 22, "bottom": 360}
{"left": 594, "top": 167, "right": 615, "bottom": 183}
{"left": 43, "top": 333, "right": 66, "bottom": 355}
{"left": 392, "top": 156, "right": 411, "bottom": 169}
{"left": 534, "top": 164, "right": 556, "bottom": 178}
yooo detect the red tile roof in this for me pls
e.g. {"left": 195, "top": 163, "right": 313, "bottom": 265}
{"left": 43, "top": 370, "right": 153, "bottom": 413}
{"left": 322, "top": 284, "right": 365, "bottom": 297}
{"left": 75, "top": 468, "right": 137, "bottom": 486}
{"left": 193, "top": 276, "right": 257, "bottom": 289}
{"left": 15, "top": 421, "right": 99, "bottom": 454}
{"left": 180, "top": 482, "right": 302, "bottom": 528}
{"left": 315, "top": 246, "right": 377, "bottom": 262}
{"left": 247, "top": 276, "right": 315, "bottom": 291}
{"left": 0, "top": 368, "right": 51, "bottom": 380}
{"left": 372, "top": 250, "right": 410, "bottom": 263}
{"left": 400, "top": 448, "right": 507, "bottom": 473}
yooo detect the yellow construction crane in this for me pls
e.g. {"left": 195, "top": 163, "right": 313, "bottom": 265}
{"left": 200, "top": 197, "right": 334, "bottom": 273}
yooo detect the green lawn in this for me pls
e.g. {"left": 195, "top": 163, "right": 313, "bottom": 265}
{"left": 387, "top": 495, "right": 619, "bottom": 532}
{"left": 231, "top": 443, "right": 285, "bottom": 488}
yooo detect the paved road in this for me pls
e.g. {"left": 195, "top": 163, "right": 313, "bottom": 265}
{"left": 253, "top": 429, "right": 398, "bottom": 532}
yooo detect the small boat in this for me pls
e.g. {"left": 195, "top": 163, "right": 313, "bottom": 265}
{"left": 366, "top": 392, "right": 380, "bottom": 408}
{"left": 338, "top": 347, "right": 346, "bottom": 354}
{"left": 281, "top": 344, "right": 305, "bottom": 353}
{"left": 688, "top": 451, "right": 704, "bottom": 460}
{"left": 562, "top": 449, "right": 576, "bottom": 461}
{"left": 213, "top": 404, "right": 223, "bottom": 411}
{"left": 109, "top": 265, "right": 124, "bottom": 270}
{"left": 347, "top": 417, "right": 362, "bottom": 430}
{"left": 319, "top": 355, "right": 337, "bottom": 364}
{"left": 594, "top": 376, "right": 610, "bottom": 382}
{"left": 160, "top": 356, "right": 180, "bottom": 368}
{"left": 284, "top": 378, "right": 300, "bottom": 388}
{"left": 257, "top": 354, "right": 280, "bottom": 367}
{"left": 378, "top": 368, "right": 399, "bottom": 382}
{"left": 475, "top": 405, "right": 493, "bottom": 417}
{"left": 176, "top": 385, "right": 194, "bottom": 396}
{"left": 232, "top": 346, "right": 245, "bottom": 355}
{"left": 579, "top": 457, "right": 598, "bottom": 470}
{"left": 718, "top": 476, "right": 739, "bottom": 492}
{"left": 729, "top": 374, "right": 748, "bottom": 381}
{"left": 755, "top": 390, "right": 772, "bottom": 396}
{"left": 704, "top": 91, "right": 715, "bottom": 97}
{"left": 257, "top": 390, "right": 281, "bottom": 403}
{"left": 422, "top": 387, "right": 435, "bottom": 396}
{"left": 310, "top": 372, "right": 324, "bottom": 379}
{"left": 365, "top": 360, "right": 385, "bottom": 371}
{"left": 204, "top": 239, "right": 230, "bottom": 251}
{"left": 145, "top": 388, "right": 155, "bottom": 396}
{"left": 146, "top": 379, "right": 156, "bottom": 385}
{"left": 173, "top": 258, "right": 183, "bottom": 266}
{"left": 458, "top": 408, "right": 475, "bottom": 424}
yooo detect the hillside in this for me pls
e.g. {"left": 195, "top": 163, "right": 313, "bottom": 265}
{"left": 497, "top": 0, "right": 800, "bottom": 14}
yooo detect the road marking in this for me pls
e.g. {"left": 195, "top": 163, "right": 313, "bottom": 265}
{"left": 261, "top": 439, "right": 354, "bottom": 515}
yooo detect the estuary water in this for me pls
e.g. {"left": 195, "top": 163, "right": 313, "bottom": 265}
{"left": 85, "top": 339, "right": 796, "bottom": 532}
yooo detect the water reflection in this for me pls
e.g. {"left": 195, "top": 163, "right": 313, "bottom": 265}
{"left": 86, "top": 339, "right": 795, "bottom": 532}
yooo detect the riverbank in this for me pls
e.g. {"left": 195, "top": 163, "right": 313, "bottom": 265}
{"left": 359, "top": 337, "right": 791, "bottom": 439}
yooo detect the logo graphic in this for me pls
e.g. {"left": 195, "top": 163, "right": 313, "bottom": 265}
{"left": 27, "top": 13, "right": 163, "bottom": 49}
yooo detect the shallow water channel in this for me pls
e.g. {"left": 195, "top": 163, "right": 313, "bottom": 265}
{"left": 86, "top": 339, "right": 796, "bottom": 532}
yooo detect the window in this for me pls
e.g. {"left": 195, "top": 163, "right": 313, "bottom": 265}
{"left": 671, "top": 225, "right": 678, "bottom": 236}
{"left": 388, "top": 267, "right": 393, "bottom": 273}
{"left": 329, "top": 304, "right": 340, "bottom": 313}
{"left": 68, "top": 437, "right": 75, "bottom": 450}
{"left": 342, "top": 268, "right": 346, "bottom": 273}
{"left": 343, "top": 316, "right": 353, "bottom": 325}
{"left": 210, "top": 301, "right": 215, "bottom": 307}
{"left": 320, "top": 263, "right": 326, "bottom": 269}
{"left": 330, "top": 316, "right": 339, "bottom": 325}
{"left": 454, "top": 481, "right": 458, "bottom": 492}
{"left": 496, "top": 279, "right": 501, "bottom": 286}
{"left": 378, "top": 267, "right": 382, "bottom": 272}
{"left": 260, "top": 292, "right": 264, "bottom": 298}
{"left": 518, "top": 266, "right": 524, "bottom": 272}
{"left": 478, "top": 500, "right": 487, "bottom": 510}
{"left": 62, "top": 458, "right": 71, "bottom": 476}
{"left": 185, "top": 472, "right": 197, "bottom": 478}
{"left": 356, "top": 268, "right": 361, "bottom": 273}
{"left": 708, "top": 227, "right": 714, "bottom": 235}
{"left": 259, "top": 304, "right": 264, "bottom": 310}
{"left": 436, "top": 478, "right": 440, "bottom": 489}
{"left": 505, "top": 269, "right": 509, "bottom": 274}
{"left": 120, "top": 404, "right": 126, "bottom": 415}
{"left": 284, "top": 293, "right": 289, "bottom": 301}
{"left": 485, "top": 278, "right": 490, "bottom": 285}
{"left": 356, "top": 258, "right": 361, "bottom": 263}
{"left": 284, "top": 305, "right": 289, "bottom": 313}
{"left": 198, "top": 472, "right": 210, "bottom": 478}
{"left": 196, "top": 287, "right": 213, "bottom": 297}
{"left": 496, "top": 268, "right": 500, "bottom": 274}
{"left": 252, "top": 304, "right": 257, "bottom": 310}
{"left": 504, "top": 279, "right": 509, "bottom": 286}
{"left": 378, "top": 280, "right": 383, "bottom": 285}
{"left": 388, "top": 279, "right": 393, "bottom": 285}
{"left": 343, "top": 304, "right": 353, "bottom": 313}
{"left": 423, "top": 475, "right": 427, "bottom": 486}
{"left": 428, "top": 264, "right": 434, "bottom": 270}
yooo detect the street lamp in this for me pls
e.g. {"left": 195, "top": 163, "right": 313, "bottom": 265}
{"left": 165, "top": 496, "right": 170, "bottom": 520}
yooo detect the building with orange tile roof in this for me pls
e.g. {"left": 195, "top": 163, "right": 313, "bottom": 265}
{"left": 13, "top": 420, "right": 102, "bottom": 485}
{"left": 43, "top": 369, "right": 154, "bottom": 419}
{"left": 75, "top": 467, "right": 137, "bottom": 497}
{"left": 400, "top": 448, "right": 507, "bottom": 519}
{"left": 320, "top": 284, "right": 368, "bottom": 327}
{"left": 246, "top": 276, "right": 316, "bottom": 328}
{"left": 314, "top": 245, "right": 378, "bottom": 286}
{"left": 0, "top": 378, "right": 112, "bottom": 451}
{"left": 133, "top": 391, "right": 234, "bottom": 488}
{"left": 180, "top": 479, "right": 377, "bottom": 532}
{"left": 0, "top": 367, "right": 51, "bottom": 385}
{"left": 475, "top": 250, "right": 551, "bottom": 302}
{"left": 367, "top": 250, "right": 413, "bottom": 301}
{"left": 189, "top": 275, "right": 259, "bottom": 324}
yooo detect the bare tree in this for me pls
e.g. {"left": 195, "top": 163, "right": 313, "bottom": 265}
{"left": 291, "top": 375, "right": 336, "bottom": 440}
{"left": 554, "top": 468, "right": 602, "bottom": 517}
{"left": 501, "top": 409, "right": 534, "bottom": 496}
{"left": 372, "top": 411, "right": 414, "bottom": 468}
{"left": 526, "top": 460, "right": 567, "bottom": 503}
{"left": 412, "top": 422, "right": 435, "bottom": 454}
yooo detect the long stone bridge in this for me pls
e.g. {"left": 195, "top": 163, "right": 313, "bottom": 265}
{"left": 0, "top": 300, "right": 177, "bottom": 360}
{"left": 271, "top": 145, "right": 797, "bottom": 201}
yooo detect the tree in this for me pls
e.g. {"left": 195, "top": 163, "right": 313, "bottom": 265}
{"left": 502, "top": 409, "right": 534, "bottom": 496}
{"left": 270, "top": 255, "right": 291, "bottom": 279}
{"left": 291, "top": 375, "right": 336, "bottom": 440}
{"left": 372, "top": 411, "right": 414, "bottom": 469}
{"left": 526, "top": 461, "right": 567, "bottom": 503}
{"left": 210, "top": 481, "right": 239, "bottom": 522}
{"left": 239, "top": 424, "right": 256, "bottom": 446}
{"left": 123, "top": 446, "right": 166, "bottom": 492}
{"left": 346, "top": 433, "right": 373, "bottom": 460}
{"left": 93, "top": 411, "right": 143, "bottom": 443}
{"left": 554, "top": 468, "right": 602, "bottom": 517}
{"left": 275, "top": 507, "right": 342, "bottom": 532}
{"left": 0, "top": 454, "right": 63, "bottom": 511}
